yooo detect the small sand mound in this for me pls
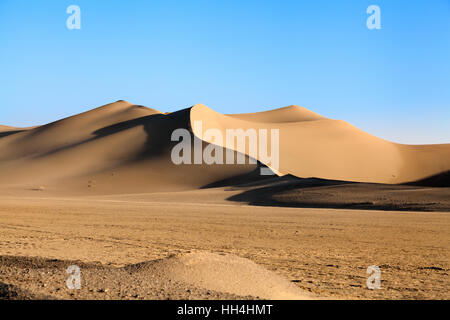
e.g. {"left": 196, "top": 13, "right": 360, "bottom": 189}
{"left": 139, "top": 252, "right": 314, "bottom": 300}
{"left": 1, "top": 253, "right": 315, "bottom": 300}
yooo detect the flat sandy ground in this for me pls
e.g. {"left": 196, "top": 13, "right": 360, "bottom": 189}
{"left": 0, "top": 188, "right": 448, "bottom": 300}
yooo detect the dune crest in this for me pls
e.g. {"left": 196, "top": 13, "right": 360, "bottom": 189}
{"left": 0, "top": 125, "right": 20, "bottom": 132}
{"left": 227, "top": 105, "right": 326, "bottom": 123}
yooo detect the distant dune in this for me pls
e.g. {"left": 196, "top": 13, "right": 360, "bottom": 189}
{"left": 0, "top": 125, "right": 16, "bottom": 132}
{"left": 0, "top": 100, "right": 449, "bottom": 195}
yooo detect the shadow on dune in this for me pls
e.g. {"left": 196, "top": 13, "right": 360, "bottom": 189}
{"left": 14, "top": 105, "right": 257, "bottom": 192}
{"left": 93, "top": 107, "right": 254, "bottom": 164}
{"left": 35, "top": 106, "right": 246, "bottom": 164}
{"left": 0, "top": 130, "right": 25, "bottom": 138}
{"left": 94, "top": 107, "right": 191, "bottom": 159}
{"left": 32, "top": 107, "right": 192, "bottom": 161}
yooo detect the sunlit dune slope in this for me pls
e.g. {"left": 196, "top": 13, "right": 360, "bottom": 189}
{"left": 227, "top": 105, "right": 326, "bottom": 123}
{"left": 0, "top": 125, "right": 19, "bottom": 132}
{"left": 191, "top": 104, "right": 450, "bottom": 184}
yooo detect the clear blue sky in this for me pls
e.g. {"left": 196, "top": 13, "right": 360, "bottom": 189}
{"left": 0, "top": 0, "right": 449, "bottom": 144}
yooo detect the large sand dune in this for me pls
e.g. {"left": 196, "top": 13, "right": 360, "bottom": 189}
{"left": 0, "top": 101, "right": 255, "bottom": 195}
{"left": 191, "top": 104, "right": 450, "bottom": 184}
{"left": 0, "top": 101, "right": 448, "bottom": 195}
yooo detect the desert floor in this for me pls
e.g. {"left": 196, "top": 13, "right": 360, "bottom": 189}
{"left": 0, "top": 188, "right": 448, "bottom": 300}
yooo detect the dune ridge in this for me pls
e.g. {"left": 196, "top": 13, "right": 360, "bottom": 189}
{"left": 227, "top": 105, "right": 326, "bottom": 123}
{"left": 0, "top": 125, "right": 20, "bottom": 132}
{"left": 0, "top": 101, "right": 449, "bottom": 195}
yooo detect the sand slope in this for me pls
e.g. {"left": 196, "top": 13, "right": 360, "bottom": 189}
{"left": 0, "top": 101, "right": 449, "bottom": 195}
{"left": 191, "top": 104, "right": 450, "bottom": 184}
{"left": 0, "top": 101, "right": 255, "bottom": 195}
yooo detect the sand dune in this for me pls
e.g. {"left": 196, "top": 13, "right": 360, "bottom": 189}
{"left": 191, "top": 104, "right": 450, "bottom": 184}
{"left": 0, "top": 101, "right": 255, "bottom": 194}
{"left": 0, "top": 101, "right": 449, "bottom": 195}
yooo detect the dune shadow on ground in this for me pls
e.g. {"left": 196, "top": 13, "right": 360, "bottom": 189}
{"left": 405, "top": 171, "right": 450, "bottom": 188}
{"left": 216, "top": 172, "right": 450, "bottom": 212}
